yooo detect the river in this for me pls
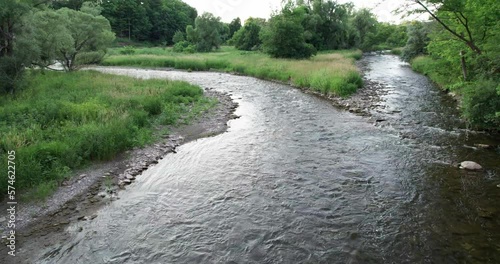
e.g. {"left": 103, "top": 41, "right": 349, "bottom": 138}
{"left": 28, "top": 55, "right": 500, "bottom": 263}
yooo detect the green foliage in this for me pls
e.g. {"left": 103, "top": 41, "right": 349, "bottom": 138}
{"left": 362, "top": 23, "right": 408, "bottom": 51}
{"left": 406, "top": 0, "right": 500, "bottom": 129}
{"left": 461, "top": 79, "right": 500, "bottom": 129}
{"left": 32, "top": 6, "right": 115, "bottom": 71}
{"left": 260, "top": 5, "right": 316, "bottom": 59}
{"left": 402, "top": 21, "right": 430, "bottom": 62}
{"left": 192, "top": 12, "right": 224, "bottom": 52}
{"left": 0, "top": 70, "right": 212, "bottom": 199}
{"left": 103, "top": 47, "right": 362, "bottom": 96}
{"left": 173, "top": 41, "right": 196, "bottom": 53}
{"left": 303, "top": 0, "right": 353, "bottom": 50}
{"left": 411, "top": 55, "right": 500, "bottom": 129}
{"left": 172, "top": 30, "right": 185, "bottom": 44}
{"left": 119, "top": 46, "right": 136, "bottom": 55}
{"left": 228, "top": 17, "right": 242, "bottom": 39}
{"left": 230, "top": 18, "right": 264, "bottom": 51}
{"left": 0, "top": 0, "right": 39, "bottom": 94}
{"left": 410, "top": 56, "right": 458, "bottom": 87}
{"left": 351, "top": 9, "right": 378, "bottom": 51}
{"left": 100, "top": 0, "right": 197, "bottom": 44}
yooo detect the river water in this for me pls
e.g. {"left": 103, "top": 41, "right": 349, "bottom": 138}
{"left": 34, "top": 55, "right": 500, "bottom": 263}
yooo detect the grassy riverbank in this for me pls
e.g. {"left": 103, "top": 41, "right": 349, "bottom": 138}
{"left": 410, "top": 56, "right": 500, "bottom": 130}
{"left": 103, "top": 46, "right": 363, "bottom": 97}
{"left": 0, "top": 71, "right": 214, "bottom": 200}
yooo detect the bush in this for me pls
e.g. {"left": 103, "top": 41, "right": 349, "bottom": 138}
{"left": 260, "top": 8, "right": 316, "bottom": 59}
{"left": 119, "top": 46, "right": 136, "bottom": 55}
{"left": 75, "top": 51, "right": 107, "bottom": 65}
{"left": 172, "top": 31, "right": 185, "bottom": 44}
{"left": 231, "top": 18, "right": 262, "bottom": 51}
{"left": 401, "top": 22, "right": 430, "bottom": 62}
{"left": 461, "top": 79, "right": 500, "bottom": 129}
{"left": 173, "top": 41, "right": 196, "bottom": 53}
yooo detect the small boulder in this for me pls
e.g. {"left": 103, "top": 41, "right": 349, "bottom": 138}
{"left": 474, "top": 144, "right": 493, "bottom": 149}
{"left": 459, "top": 161, "right": 483, "bottom": 171}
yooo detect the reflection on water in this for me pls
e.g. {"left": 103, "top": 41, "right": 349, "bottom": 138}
{"left": 35, "top": 55, "right": 500, "bottom": 263}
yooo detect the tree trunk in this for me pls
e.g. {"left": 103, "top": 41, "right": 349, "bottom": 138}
{"left": 466, "top": 41, "right": 482, "bottom": 55}
{"left": 460, "top": 50, "right": 467, "bottom": 81}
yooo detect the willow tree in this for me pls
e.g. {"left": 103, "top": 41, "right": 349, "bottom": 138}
{"left": 33, "top": 5, "right": 115, "bottom": 71}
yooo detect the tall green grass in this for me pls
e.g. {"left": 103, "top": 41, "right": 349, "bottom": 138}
{"left": 103, "top": 47, "right": 363, "bottom": 97}
{"left": 410, "top": 56, "right": 463, "bottom": 88}
{"left": 411, "top": 56, "right": 500, "bottom": 129}
{"left": 0, "top": 70, "right": 214, "bottom": 200}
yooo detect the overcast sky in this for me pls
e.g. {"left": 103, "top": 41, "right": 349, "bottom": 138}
{"left": 182, "top": 0, "right": 416, "bottom": 23}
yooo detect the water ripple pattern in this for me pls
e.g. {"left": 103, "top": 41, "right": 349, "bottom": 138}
{"left": 37, "top": 56, "right": 500, "bottom": 264}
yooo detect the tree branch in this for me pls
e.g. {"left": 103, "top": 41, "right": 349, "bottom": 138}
{"left": 414, "top": 0, "right": 481, "bottom": 54}
{"left": 415, "top": 1, "right": 467, "bottom": 42}
{"left": 458, "top": 11, "right": 474, "bottom": 44}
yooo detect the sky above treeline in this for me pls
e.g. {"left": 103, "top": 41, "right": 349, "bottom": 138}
{"left": 183, "top": 0, "right": 424, "bottom": 23}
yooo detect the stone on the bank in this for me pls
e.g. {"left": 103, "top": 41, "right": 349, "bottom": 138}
{"left": 459, "top": 161, "right": 483, "bottom": 171}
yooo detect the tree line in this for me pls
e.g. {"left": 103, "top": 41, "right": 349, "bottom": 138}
{"left": 171, "top": 0, "right": 407, "bottom": 58}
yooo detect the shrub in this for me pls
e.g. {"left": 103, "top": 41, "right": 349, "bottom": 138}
{"left": 462, "top": 79, "right": 500, "bottom": 129}
{"left": 172, "top": 31, "right": 185, "bottom": 44}
{"left": 260, "top": 8, "right": 316, "bottom": 59}
{"left": 120, "top": 46, "right": 136, "bottom": 55}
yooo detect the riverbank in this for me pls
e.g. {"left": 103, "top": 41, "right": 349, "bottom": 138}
{"left": 0, "top": 85, "right": 237, "bottom": 262}
{"left": 102, "top": 46, "right": 363, "bottom": 97}
{"left": 11, "top": 63, "right": 500, "bottom": 263}
{"left": 0, "top": 70, "right": 218, "bottom": 201}
{"left": 410, "top": 56, "right": 500, "bottom": 131}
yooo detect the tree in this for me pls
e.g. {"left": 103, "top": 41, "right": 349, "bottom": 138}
{"left": 33, "top": 6, "right": 115, "bottom": 71}
{"left": 0, "top": 0, "right": 42, "bottom": 94}
{"left": 401, "top": 0, "right": 499, "bottom": 55}
{"left": 260, "top": 4, "right": 316, "bottom": 59}
{"left": 101, "top": 0, "right": 150, "bottom": 41}
{"left": 185, "top": 25, "right": 198, "bottom": 43}
{"left": 191, "top": 12, "right": 224, "bottom": 52}
{"left": 351, "top": 9, "right": 378, "bottom": 50}
{"left": 401, "top": 21, "right": 431, "bottom": 62}
{"left": 228, "top": 17, "right": 242, "bottom": 39}
{"left": 99, "top": 0, "right": 197, "bottom": 44}
{"left": 230, "top": 18, "right": 264, "bottom": 51}
{"left": 303, "top": 0, "right": 353, "bottom": 50}
{"left": 172, "top": 30, "right": 185, "bottom": 44}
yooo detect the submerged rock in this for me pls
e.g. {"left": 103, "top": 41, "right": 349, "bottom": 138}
{"left": 474, "top": 144, "right": 493, "bottom": 149}
{"left": 459, "top": 161, "right": 483, "bottom": 171}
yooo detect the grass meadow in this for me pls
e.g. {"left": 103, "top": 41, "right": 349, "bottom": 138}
{"left": 103, "top": 46, "right": 363, "bottom": 97}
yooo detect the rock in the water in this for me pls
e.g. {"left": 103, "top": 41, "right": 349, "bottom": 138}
{"left": 474, "top": 144, "right": 493, "bottom": 149}
{"left": 459, "top": 161, "right": 483, "bottom": 171}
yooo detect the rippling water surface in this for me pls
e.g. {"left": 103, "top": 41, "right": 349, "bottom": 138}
{"left": 37, "top": 55, "right": 500, "bottom": 263}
